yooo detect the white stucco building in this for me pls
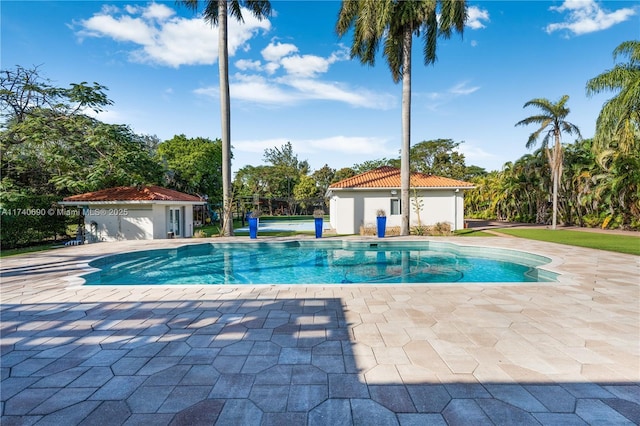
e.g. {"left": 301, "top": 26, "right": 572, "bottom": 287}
{"left": 326, "top": 167, "right": 475, "bottom": 235}
{"left": 60, "top": 185, "right": 206, "bottom": 242}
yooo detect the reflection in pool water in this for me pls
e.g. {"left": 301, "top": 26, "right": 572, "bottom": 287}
{"left": 82, "top": 241, "right": 557, "bottom": 285}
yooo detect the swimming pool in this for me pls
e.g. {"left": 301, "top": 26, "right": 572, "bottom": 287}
{"left": 236, "top": 219, "right": 330, "bottom": 233}
{"left": 81, "top": 240, "right": 557, "bottom": 285}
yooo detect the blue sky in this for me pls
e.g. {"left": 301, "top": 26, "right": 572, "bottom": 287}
{"left": 2, "top": 1, "right": 638, "bottom": 174}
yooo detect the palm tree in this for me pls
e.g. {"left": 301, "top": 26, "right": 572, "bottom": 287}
{"left": 586, "top": 40, "right": 640, "bottom": 156}
{"left": 336, "top": 0, "right": 467, "bottom": 235}
{"left": 181, "top": 0, "right": 271, "bottom": 236}
{"left": 515, "top": 95, "right": 581, "bottom": 229}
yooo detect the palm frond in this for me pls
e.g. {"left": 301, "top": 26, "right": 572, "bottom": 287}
{"left": 244, "top": 0, "right": 271, "bottom": 20}
{"left": 202, "top": 0, "right": 221, "bottom": 25}
{"left": 515, "top": 115, "right": 552, "bottom": 127}
{"left": 229, "top": 0, "right": 243, "bottom": 21}
{"left": 438, "top": 0, "right": 465, "bottom": 38}
{"left": 522, "top": 97, "right": 554, "bottom": 112}
{"left": 383, "top": 32, "right": 403, "bottom": 82}
{"left": 561, "top": 121, "right": 582, "bottom": 138}
{"left": 336, "top": 0, "right": 358, "bottom": 36}
{"left": 423, "top": 9, "right": 438, "bottom": 65}
{"left": 586, "top": 65, "right": 638, "bottom": 95}
{"left": 613, "top": 40, "right": 640, "bottom": 65}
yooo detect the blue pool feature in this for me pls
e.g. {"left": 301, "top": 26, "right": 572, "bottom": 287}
{"left": 82, "top": 241, "right": 558, "bottom": 285}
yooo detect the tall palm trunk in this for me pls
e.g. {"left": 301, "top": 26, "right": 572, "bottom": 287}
{"left": 400, "top": 25, "right": 412, "bottom": 236}
{"left": 551, "top": 131, "right": 562, "bottom": 230}
{"left": 218, "top": 0, "right": 233, "bottom": 236}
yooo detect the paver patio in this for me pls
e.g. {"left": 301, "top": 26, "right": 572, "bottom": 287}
{"left": 1, "top": 235, "right": 638, "bottom": 425}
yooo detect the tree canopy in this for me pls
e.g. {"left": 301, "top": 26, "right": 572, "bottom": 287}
{"left": 586, "top": 40, "right": 640, "bottom": 156}
{"left": 515, "top": 95, "right": 581, "bottom": 229}
{"left": 156, "top": 134, "right": 223, "bottom": 202}
{"left": 1, "top": 66, "right": 161, "bottom": 197}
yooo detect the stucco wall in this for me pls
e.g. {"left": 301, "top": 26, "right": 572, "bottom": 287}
{"left": 152, "top": 205, "right": 168, "bottom": 239}
{"left": 82, "top": 203, "right": 197, "bottom": 241}
{"left": 152, "top": 205, "right": 195, "bottom": 239}
{"left": 184, "top": 205, "right": 194, "bottom": 238}
{"left": 84, "top": 205, "right": 153, "bottom": 242}
{"left": 330, "top": 189, "right": 466, "bottom": 235}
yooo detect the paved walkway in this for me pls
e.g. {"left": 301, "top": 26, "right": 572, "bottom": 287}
{"left": 1, "top": 236, "right": 639, "bottom": 425}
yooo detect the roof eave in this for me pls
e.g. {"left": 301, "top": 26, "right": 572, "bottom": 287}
{"left": 59, "top": 200, "right": 205, "bottom": 205}
{"left": 327, "top": 185, "right": 475, "bottom": 191}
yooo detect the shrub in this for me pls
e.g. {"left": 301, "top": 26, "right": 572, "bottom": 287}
{"left": 430, "top": 222, "right": 452, "bottom": 236}
{"left": 582, "top": 214, "right": 600, "bottom": 228}
{"left": 410, "top": 225, "right": 429, "bottom": 236}
{"left": 0, "top": 196, "right": 73, "bottom": 249}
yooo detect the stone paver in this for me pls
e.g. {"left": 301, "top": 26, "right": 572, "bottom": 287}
{"left": 1, "top": 235, "right": 639, "bottom": 424}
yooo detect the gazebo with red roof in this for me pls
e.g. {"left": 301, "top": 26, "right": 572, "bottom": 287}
{"left": 60, "top": 185, "right": 206, "bottom": 241}
{"left": 326, "top": 167, "right": 475, "bottom": 235}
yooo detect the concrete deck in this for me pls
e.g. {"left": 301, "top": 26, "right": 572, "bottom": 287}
{"left": 1, "top": 236, "right": 639, "bottom": 425}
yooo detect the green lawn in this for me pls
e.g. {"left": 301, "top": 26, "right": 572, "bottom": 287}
{"left": 0, "top": 244, "right": 60, "bottom": 258}
{"left": 453, "top": 229, "right": 496, "bottom": 237}
{"left": 492, "top": 228, "right": 640, "bottom": 256}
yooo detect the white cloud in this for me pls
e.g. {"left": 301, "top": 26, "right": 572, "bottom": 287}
{"left": 195, "top": 73, "right": 396, "bottom": 110}
{"left": 545, "top": 0, "right": 637, "bottom": 35}
{"left": 192, "top": 42, "right": 394, "bottom": 110}
{"left": 142, "top": 3, "right": 175, "bottom": 21}
{"left": 419, "top": 81, "right": 480, "bottom": 112}
{"left": 279, "top": 77, "right": 396, "bottom": 109}
{"left": 261, "top": 41, "right": 298, "bottom": 62}
{"left": 449, "top": 82, "right": 480, "bottom": 96}
{"left": 264, "top": 62, "right": 281, "bottom": 75}
{"left": 234, "top": 136, "right": 393, "bottom": 157}
{"left": 281, "top": 54, "right": 332, "bottom": 77}
{"left": 227, "top": 14, "right": 271, "bottom": 54}
{"left": 456, "top": 142, "right": 503, "bottom": 171}
{"left": 231, "top": 73, "right": 298, "bottom": 104}
{"left": 307, "top": 136, "right": 393, "bottom": 156}
{"left": 74, "top": 3, "right": 271, "bottom": 67}
{"left": 193, "top": 86, "right": 218, "bottom": 99}
{"left": 233, "top": 138, "right": 291, "bottom": 154}
{"left": 77, "top": 11, "right": 156, "bottom": 45}
{"left": 77, "top": 3, "right": 394, "bottom": 110}
{"left": 137, "top": 18, "right": 217, "bottom": 67}
{"left": 421, "top": 81, "right": 480, "bottom": 108}
{"left": 86, "top": 107, "right": 123, "bottom": 123}
{"left": 279, "top": 47, "right": 349, "bottom": 78}
{"left": 466, "top": 6, "right": 490, "bottom": 29}
{"left": 235, "top": 59, "right": 262, "bottom": 71}
{"left": 457, "top": 143, "right": 496, "bottom": 161}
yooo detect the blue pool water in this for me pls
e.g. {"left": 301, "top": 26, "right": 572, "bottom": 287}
{"left": 82, "top": 241, "right": 557, "bottom": 285}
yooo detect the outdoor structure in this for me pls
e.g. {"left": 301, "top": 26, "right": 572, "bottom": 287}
{"left": 326, "top": 166, "right": 475, "bottom": 234}
{"left": 60, "top": 185, "right": 206, "bottom": 242}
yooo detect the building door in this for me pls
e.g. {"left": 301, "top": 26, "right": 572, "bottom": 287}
{"left": 169, "top": 207, "right": 181, "bottom": 237}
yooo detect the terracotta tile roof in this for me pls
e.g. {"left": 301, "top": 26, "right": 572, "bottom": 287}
{"left": 63, "top": 185, "right": 204, "bottom": 203}
{"left": 329, "top": 166, "right": 474, "bottom": 189}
